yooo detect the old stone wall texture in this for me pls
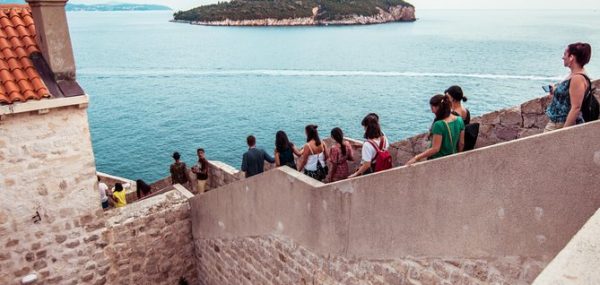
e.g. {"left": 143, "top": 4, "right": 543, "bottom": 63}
{"left": 0, "top": 107, "right": 110, "bottom": 285}
{"left": 102, "top": 190, "right": 198, "bottom": 285}
{"left": 194, "top": 235, "right": 547, "bottom": 285}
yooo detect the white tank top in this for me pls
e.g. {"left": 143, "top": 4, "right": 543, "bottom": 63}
{"left": 305, "top": 145, "right": 325, "bottom": 171}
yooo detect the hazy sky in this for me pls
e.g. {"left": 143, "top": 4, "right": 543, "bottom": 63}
{"left": 71, "top": 0, "right": 600, "bottom": 11}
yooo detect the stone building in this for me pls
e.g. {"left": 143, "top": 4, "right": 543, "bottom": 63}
{"left": 0, "top": 0, "right": 102, "bottom": 283}
{"left": 0, "top": 1, "right": 197, "bottom": 284}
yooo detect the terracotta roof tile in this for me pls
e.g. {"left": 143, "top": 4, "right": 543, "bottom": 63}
{"left": 12, "top": 68, "right": 26, "bottom": 81}
{"left": 0, "top": 17, "right": 11, "bottom": 28}
{"left": 0, "top": 5, "right": 52, "bottom": 105}
{"left": 22, "top": 14, "right": 33, "bottom": 26}
{"left": 6, "top": 57, "right": 19, "bottom": 70}
{"left": 0, "top": 37, "right": 9, "bottom": 49}
{"left": 11, "top": 16, "right": 24, "bottom": 27}
{"left": 26, "top": 45, "right": 39, "bottom": 54}
{"left": 8, "top": 91, "right": 24, "bottom": 102}
{"left": 17, "top": 78, "right": 33, "bottom": 91}
{"left": 22, "top": 35, "right": 34, "bottom": 47}
{"left": 31, "top": 77, "right": 45, "bottom": 91}
{"left": 23, "top": 88, "right": 36, "bottom": 99}
{"left": 14, "top": 47, "right": 27, "bottom": 58}
{"left": 4, "top": 26, "right": 17, "bottom": 38}
{"left": 20, "top": 57, "right": 33, "bottom": 69}
{"left": 15, "top": 25, "right": 29, "bottom": 37}
{"left": 25, "top": 67, "right": 37, "bottom": 79}
{"left": 4, "top": 80, "right": 20, "bottom": 94}
{"left": 36, "top": 88, "right": 49, "bottom": 99}
{"left": 0, "top": 69, "right": 14, "bottom": 81}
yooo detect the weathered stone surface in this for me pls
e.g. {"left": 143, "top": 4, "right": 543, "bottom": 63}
{"left": 495, "top": 126, "right": 520, "bottom": 141}
{"left": 499, "top": 107, "right": 523, "bottom": 127}
{"left": 0, "top": 107, "right": 112, "bottom": 285}
{"left": 521, "top": 97, "right": 546, "bottom": 114}
{"left": 194, "top": 235, "right": 546, "bottom": 285}
{"left": 102, "top": 190, "right": 198, "bottom": 285}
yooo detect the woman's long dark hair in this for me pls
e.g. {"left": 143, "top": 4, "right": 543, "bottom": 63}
{"left": 330, "top": 127, "right": 346, "bottom": 156}
{"left": 275, "top": 130, "right": 292, "bottom": 153}
{"left": 430, "top": 94, "right": 452, "bottom": 121}
{"left": 136, "top": 179, "right": 151, "bottom": 197}
{"left": 362, "top": 115, "right": 383, "bottom": 140}
{"left": 305, "top": 124, "right": 321, "bottom": 146}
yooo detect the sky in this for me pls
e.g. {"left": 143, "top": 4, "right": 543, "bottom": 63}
{"left": 70, "top": 0, "right": 600, "bottom": 11}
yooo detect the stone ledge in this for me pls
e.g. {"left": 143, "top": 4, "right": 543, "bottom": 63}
{"left": 533, "top": 208, "right": 600, "bottom": 285}
{"left": 0, "top": 95, "right": 89, "bottom": 116}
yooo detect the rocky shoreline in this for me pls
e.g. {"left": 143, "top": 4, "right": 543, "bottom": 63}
{"left": 173, "top": 5, "right": 415, "bottom": 26}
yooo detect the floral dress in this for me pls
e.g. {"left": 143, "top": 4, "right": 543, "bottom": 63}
{"left": 328, "top": 142, "right": 353, "bottom": 182}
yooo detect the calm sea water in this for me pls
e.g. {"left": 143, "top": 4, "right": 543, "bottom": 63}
{"left": 67, "top": 10, "right": 600, "bottom": 182}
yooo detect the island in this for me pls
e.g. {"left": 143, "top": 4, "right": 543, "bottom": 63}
{"left": 172, "top": 0, "right": 416, "bottom": 26}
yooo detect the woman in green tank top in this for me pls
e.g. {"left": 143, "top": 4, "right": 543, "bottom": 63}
{"left": 406, "top": 94, "right": 465, "bottom": 166}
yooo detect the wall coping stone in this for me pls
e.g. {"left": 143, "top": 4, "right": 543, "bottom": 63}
{"left": 0, "top": 94, "right": 89, "bottom": 116}
{"left": 533, "top": 208, "right": 600, "bottom": 284}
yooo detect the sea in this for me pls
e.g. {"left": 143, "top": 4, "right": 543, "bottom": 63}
{"left": 67, "top": 9, "right": 600, "bottom": 182}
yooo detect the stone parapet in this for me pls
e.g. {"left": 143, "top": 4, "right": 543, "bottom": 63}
{"left": 533, "top": 208, "right": 600, "bottom": 285}
{"left": 190, "top": 120, "right": 600, "bottom": 284}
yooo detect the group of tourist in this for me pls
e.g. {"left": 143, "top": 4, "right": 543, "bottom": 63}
{"left": 98, "top": 42, "right": 595, "bottom": 208}
{"left": 236, "top": 42, "right": 596, "bottom": 182}
{"left": 168, "top": 149, "right": 209, "bottom": 193}
{"left": 97, "top": 176, "right": 153, "bottom": 210}
{"left": 237, "top": 84, "right": 473, "bottom": 183}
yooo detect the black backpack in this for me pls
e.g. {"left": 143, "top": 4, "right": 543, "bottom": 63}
{"left": 579, "top": 74, "right": 599, "bottom": 122}
{"left": 464, "top": 123, "right": 480, "bottom": 151}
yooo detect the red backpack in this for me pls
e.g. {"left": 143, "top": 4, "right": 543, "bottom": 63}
{"left": 368, "top": 137, "right": 393, "bottom": 172}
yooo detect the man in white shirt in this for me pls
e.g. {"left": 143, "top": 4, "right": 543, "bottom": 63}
{"left": 98, "top": 176, "right": 109, "bottom": 209}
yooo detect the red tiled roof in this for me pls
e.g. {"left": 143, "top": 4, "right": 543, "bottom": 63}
{"left": 0, "top": 5, "right": 50, "bottom": 105}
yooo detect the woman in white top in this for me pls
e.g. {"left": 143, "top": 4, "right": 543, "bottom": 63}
{"left": 297, "top": 124, "right": 328, "bottom": 181}
{"left": 349, "top": 114, "right": 389, "bottom": 178}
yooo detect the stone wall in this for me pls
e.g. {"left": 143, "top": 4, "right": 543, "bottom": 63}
{"left": 206, "top": 160, "right": 244, "bottom": 191}
{"left": 195, "top": 235, "right": 545, "bottom": 285}
{"left": 102, "top": 186, "right": 198, "bottom": 284}
{"left": 190, "top": 120, "right": 600, "bottom": 284}
{"left": 0, "top": 106, "right": 109, "bottom": 285}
